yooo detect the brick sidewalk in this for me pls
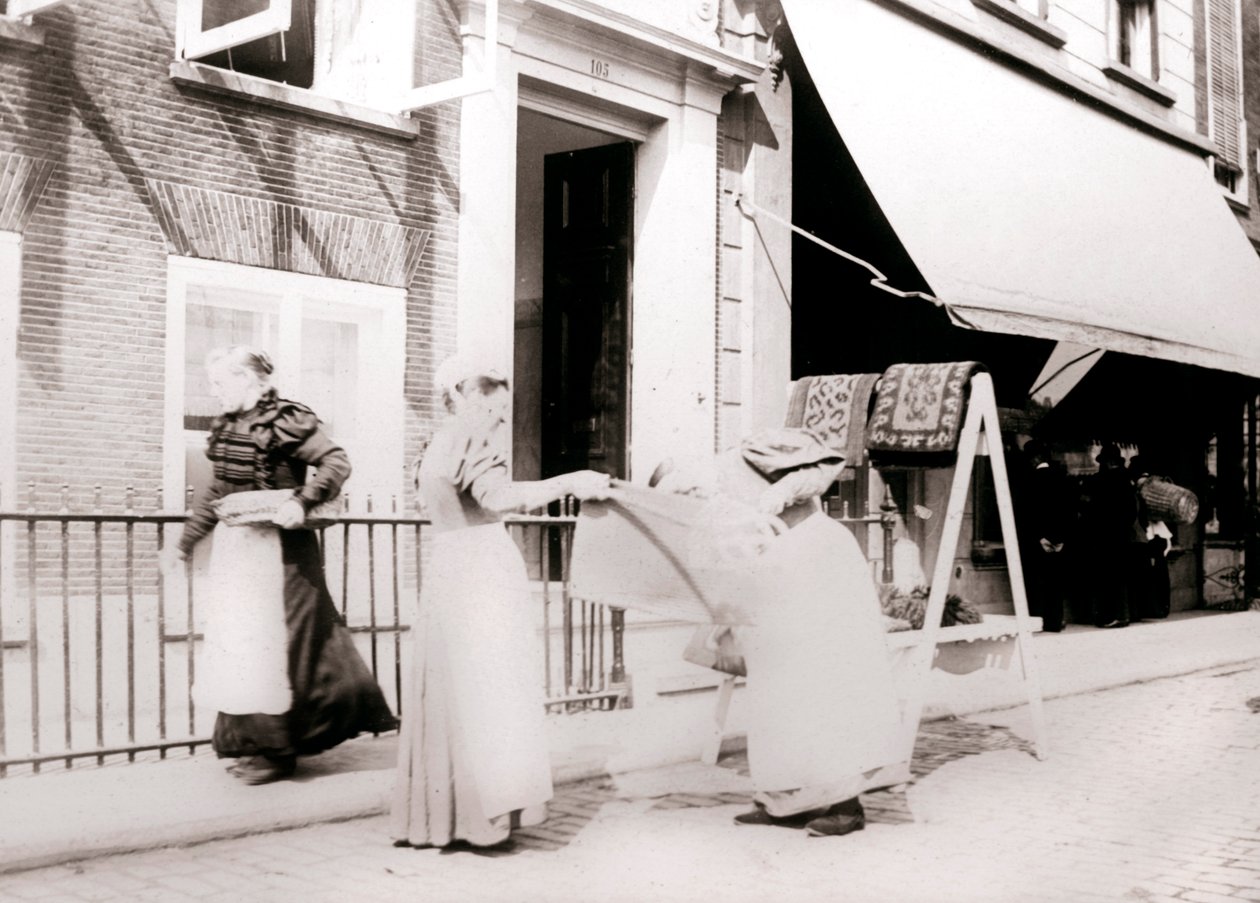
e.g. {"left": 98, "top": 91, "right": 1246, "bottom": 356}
{"left": 2, "top": 662, "right": 1258, "bottom": 903}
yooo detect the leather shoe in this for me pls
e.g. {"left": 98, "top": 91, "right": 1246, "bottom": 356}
{"left": 733, "top": 806, "right": 812, "bottom": 828}
{"left": 233, "top": 754, "right": 296, "bottom": 785}
{"left": 805, "top": 799, "right": 866, "bottom": 837}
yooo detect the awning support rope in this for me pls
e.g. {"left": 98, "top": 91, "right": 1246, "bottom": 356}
{"left": 734, "top": 193, "right": 978, "bottom": 328}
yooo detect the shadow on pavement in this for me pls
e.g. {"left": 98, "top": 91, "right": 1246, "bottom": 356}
{"left": 484, "top": 716, "right": 1036, "bottom": 855}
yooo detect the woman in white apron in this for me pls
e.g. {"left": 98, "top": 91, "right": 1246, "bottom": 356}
{"left": 655, "top": 428, "right": 904, "bottom": 837}
{"left": 164, "top": 346, "right": 397, "bottom": 785}
{"left": 391, "top": 356, "right": 610, "bottom": 850}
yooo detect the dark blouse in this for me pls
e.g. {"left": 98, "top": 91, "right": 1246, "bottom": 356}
{"left": 178, "top": 390, "right": 351, "bottom": 555}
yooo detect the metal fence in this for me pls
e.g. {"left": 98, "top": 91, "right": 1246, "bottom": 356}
{"left": 0, "top": 485, "right": 627, "bottom": 776}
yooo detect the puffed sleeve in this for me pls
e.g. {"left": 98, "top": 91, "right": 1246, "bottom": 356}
{"left": 449, "top": 417, "right": 509, "bottom": 509}
{"left": 258, "top": 401, "right": 353, "bottom": 510}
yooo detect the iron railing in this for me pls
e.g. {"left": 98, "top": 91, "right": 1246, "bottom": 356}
{"left": 0, "top": 484, "right": 627, "bottom": 776}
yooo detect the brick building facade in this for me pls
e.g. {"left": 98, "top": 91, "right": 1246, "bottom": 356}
{"left": 1, "top": 0, "right": 463, "bottom": 517}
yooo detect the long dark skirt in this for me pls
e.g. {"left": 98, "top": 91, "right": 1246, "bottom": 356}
{"left": 213, "top": 530, "right": 398, "bottom": 758}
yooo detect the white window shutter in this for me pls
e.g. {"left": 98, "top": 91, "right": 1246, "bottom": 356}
{"left": 1207, "top": 0, "right": 1244, "bottom": 169}
{"left": 7, "top": 0, "right": 69, "bottom": 16}
{"left": 177, "top": 0, "right": 293, "bottom": 61}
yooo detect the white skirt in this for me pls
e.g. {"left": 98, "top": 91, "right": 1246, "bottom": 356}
{"left": 415, "top": 522, "right": 552, "bottom": 819}
{"left": 742, "top": 512, "right": 904, "bottom": 793}
{"left": 192, "top": 522, "right": 292, "bottom": 716}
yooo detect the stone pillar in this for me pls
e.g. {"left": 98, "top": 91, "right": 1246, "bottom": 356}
{"left": 455, "top": 0, "right": 532, "bottom": 371}
{"left": 746, "top": 66, "right": 793, "bottom": 431}
{"left": 628, "top": 67, "right": 725, "bottom": 478}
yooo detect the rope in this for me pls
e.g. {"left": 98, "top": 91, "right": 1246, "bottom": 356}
{"left": 734, "top": 193, "right": 952, "bottom": 310}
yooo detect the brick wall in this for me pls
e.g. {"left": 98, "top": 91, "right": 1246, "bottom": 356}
{"left": 0, "top": 0, "right": 463, "bottom": 591}
{"left": 0, "top": 0, "right": 461, "bottom": 508}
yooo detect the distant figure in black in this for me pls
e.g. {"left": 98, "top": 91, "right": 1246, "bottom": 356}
{"left": 1014, "top": 439, "right": 1071, "bottom": 633}
{"left": 1078, "top": 444, "right": 1140, "bottom": 629}
{"left": 1128, "top": 455, "right": 1173, "bottom": 621}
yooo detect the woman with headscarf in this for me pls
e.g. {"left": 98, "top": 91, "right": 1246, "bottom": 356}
{"left": 163, "top": 345, "right": 397, "bottom": 785}
{"left": 652, "top": 427, "right": 904, "bottom": 837}
{"left": 391, "top": 355, "right": 610, "bottom": 850}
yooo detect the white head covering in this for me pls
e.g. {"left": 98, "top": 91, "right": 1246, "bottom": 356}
{"left": 434, "top": 354, "right": 510, "bottom": 398}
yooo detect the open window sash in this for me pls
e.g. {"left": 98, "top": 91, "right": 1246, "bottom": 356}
{"left": 177, "top": 0, "right": 293, "bottom": 60}
{"left": 7, "top": 0, "right": 69, "bottom": 17}
{"left": 397, "top": 0, "right": 498, "bottom": 111}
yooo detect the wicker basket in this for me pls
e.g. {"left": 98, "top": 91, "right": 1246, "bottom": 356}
{"left": 212, "top": 489, "right": 343, "bottom": 530}
{"left": 1139, "top": 478, "right": 1199, "bottom": 525}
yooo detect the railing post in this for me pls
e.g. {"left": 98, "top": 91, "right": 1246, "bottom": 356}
{"left": 880, "top": 482, "right": 897, "bottom": 585}
{"left": 25, "top": 481, "right": 39, "bottom": 772}
{"left": 610, "top": 608, "right": 626, "bottom": 685}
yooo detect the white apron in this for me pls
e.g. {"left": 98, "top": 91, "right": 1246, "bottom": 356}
{"left": 743, "top": 512, "right": 904, "bottom": 794}
{"left": 192, "top": 522, "right": 291, "bottom": 716}
{"left": 426, "top": 523, "right": 553, "bottom": 818}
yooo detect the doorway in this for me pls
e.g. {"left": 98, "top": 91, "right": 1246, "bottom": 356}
{"left": 513, "top": 109, "right": 634, "bottom": 485}
{"left": 541, "top": 142, "right": 634, "bottom": 480}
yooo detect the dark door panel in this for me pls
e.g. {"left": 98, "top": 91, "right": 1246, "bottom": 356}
{"left": 542, "top": 142, "right": 634, "bottom": 480}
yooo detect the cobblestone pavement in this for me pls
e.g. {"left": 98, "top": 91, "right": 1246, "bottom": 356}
{"left": 2, "top": 662, "right": 1258, "bottom": 903}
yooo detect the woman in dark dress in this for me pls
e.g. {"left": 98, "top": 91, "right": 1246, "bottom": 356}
{"left": 164, "top": 345, "right": 397, "bottom": 784}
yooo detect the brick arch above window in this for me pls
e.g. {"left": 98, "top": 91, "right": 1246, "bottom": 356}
{"left": 0, "top": 152, "right": 56, "bottom": 234}
{"left": 145, "top": 179, "right": 430, "bottom": 289}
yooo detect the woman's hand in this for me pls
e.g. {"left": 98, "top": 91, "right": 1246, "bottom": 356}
{"left": 567, "top": 470, "right": 612, "bottom": 501}
{"left": 274, "top": 498, "right": 307, "bottom": 529}
{"left": 159, "top": 545, "right": 187, "bottom": 576}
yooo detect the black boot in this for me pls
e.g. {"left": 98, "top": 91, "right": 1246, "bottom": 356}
{"left": 805, "top": 798, "right": 866, "bottom": 837}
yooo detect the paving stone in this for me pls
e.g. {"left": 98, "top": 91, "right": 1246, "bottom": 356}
{"left": 6, "top": 662, "right": 1260, "bottom": 902}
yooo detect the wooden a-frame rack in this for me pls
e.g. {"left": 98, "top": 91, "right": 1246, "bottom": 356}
{"left": 702, "top": 371, "right": 1049, "bottom": 772}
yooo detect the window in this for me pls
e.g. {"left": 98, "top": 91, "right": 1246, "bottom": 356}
{"left": 0, "top": 232, "right": 18, "bottom": 511}
{"left": 163, "top": 258, "right": 406, "bottom": 515}
{"left": 175, "top": 0, "right": 414, "bottom": 109}
{"left": 1205, "top": 0, "right": 1246, "bottom": 201}
{"left": 970, "top": 455, "right": 1008, "bottom": 566}
{"left": 0, "top": 232, "right": 19, "bottom": 604}
{"left": 4, "top": 0, "right": 68, "bottom": 17}
{"left": 1109, "top": 0, "right": 1158, "bottom": 79}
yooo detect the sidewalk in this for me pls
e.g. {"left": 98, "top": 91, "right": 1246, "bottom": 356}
{"left": 1, "top": 655, "right": 1258, "bottom": 902}
{"left": 0, "top": 610, "right": 1257, "bottom": 879}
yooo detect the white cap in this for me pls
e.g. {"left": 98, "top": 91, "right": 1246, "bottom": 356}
{"left": 434, "top": 354, "right": 509, "bottom": 397}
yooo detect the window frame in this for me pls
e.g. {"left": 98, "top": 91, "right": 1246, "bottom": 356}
{"left": 1204, "top": 0, "right": 1247, "bottom": 205}
{"left": 163, "top": 256, "right": 407, "bottom": 515}
{"left": 0, "top": 232, "right": 18, "bottom": 514}
{"left": 0, "top": 232, "right": 20, "bottom": 610}
{"left": 6, "top": 0, "right": 68, "bottom": 17}
{"left": 1108, "top": 0, "right": 1159, "bottom": 80}
{"left": 175, "top": 0, "right": 293, "bottom": 61}
{"left": 172, "top": 0, "right": 416, "bottom": 116}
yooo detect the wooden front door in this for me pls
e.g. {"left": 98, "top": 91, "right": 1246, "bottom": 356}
{"left": 542, "top": 142, "right": 634, "bottom": 480}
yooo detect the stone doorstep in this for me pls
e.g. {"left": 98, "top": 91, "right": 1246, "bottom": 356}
{"left": 0, "top": 609, "right": 1256, "bottom": 876}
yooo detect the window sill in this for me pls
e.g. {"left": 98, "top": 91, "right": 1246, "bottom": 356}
{"left": 969, "top": 0, "right": 1067, "bottom": 48}
{"left": 168, "top": 60, "right": 420, "bottom": 140}
{"left": 1103, "top": 63, "right": 1177, "bottom": 107}
{"left": 1225, "top": 193, "right": 1250, "bottom": 214}
{"left": 0, "top": 15, "right": 45, "bottom": 48}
